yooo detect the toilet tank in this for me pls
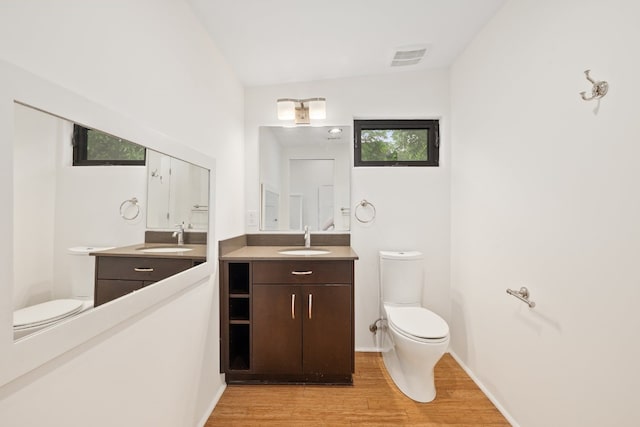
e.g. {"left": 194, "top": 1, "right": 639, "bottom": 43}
{"left": 379, "top": 251, "right": 424, "bottom": 305}
{"left": 68, "top": 246, "right": 112, "bottom": 300}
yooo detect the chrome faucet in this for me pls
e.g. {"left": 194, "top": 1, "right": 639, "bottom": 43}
{"left": 173, "top": 223, "right": 185, "bottom": 245}
{"left": 304, "top": 225, "right": 311, "bottom": 248}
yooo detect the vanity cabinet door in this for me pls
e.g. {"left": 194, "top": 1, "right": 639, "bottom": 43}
{"left": 252, "top": 284, "right": 302, "bottom": 374}
{"left": 302, "top": 284, "right": 352, "bottom": 376}
{"left": 94, "top": 279, "right": 146, "bottom": 306}
{"left": 252, "top": 283, "right": 352, "bottom": 378}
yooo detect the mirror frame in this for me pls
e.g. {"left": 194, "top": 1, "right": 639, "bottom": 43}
{"left": 0, "top": 59, "right": 215, "bottom": 387}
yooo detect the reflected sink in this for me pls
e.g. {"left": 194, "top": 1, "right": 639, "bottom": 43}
{"left": 137, "top": 247, "right": 193, "bottom": 253}
{"left": 278, "top": 249, "right": 331, "bottom": 256}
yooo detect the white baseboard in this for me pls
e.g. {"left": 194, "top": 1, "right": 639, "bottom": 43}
{"left": 355, "top": 346, "right": 380, "bottom": 352}
{"left": 448, "top": 351, "right": 519, "bottom": 427}
{"left": 196, "top": 383, "right": 227, "bottom": 427}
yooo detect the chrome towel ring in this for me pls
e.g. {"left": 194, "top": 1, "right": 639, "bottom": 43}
{"left": 354, "top": 199, "right": 376, "bottom": 223}
{"left": 120, "top": 197, "right": 140, "bottom": 221}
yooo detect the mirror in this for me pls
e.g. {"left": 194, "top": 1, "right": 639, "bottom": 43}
{"left": 146, "top": 151, "right": 209, "bottom": 230}
{"left": 12, "top": 102, "right": 209, "bottom": 340}
{"left": 0, "top": 59, "right": 215, "bottom": 387}
{"left": 259, "top": 125, "right": 351, "bottom": 231}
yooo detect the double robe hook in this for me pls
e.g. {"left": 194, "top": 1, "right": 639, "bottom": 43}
{"left": 580, "top": 69, "right": 609, "bottom": 101}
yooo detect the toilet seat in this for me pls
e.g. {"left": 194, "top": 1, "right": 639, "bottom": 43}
{"left": 13, "top": 299, "right": 84, "bottom": 330}
{"left": 385, "top": 305, "right": 449, "bottom": 343}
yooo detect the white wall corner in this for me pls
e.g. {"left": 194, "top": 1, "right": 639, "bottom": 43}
{"left": 196, "top": 382, "right": 227, "bottom": 427}
{"left": 448, "top": 351, "right": 519, "bottom": 427}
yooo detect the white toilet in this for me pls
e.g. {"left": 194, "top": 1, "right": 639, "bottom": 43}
{"left": 379, "top": 250, "right": 450, "bottom": 403}
{"left": 13, "top": 246, "right": 109, "bottom": 339}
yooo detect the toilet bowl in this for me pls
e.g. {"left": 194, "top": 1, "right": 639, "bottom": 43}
{"left": 13, "top": 299, "right": 93, "bottom": 339}
{"left": 379, "top": 250, "right": 450, "bottom": 403}
{"left": 381, "top": 304, "right": 449, "bottom": 402}
{"left": 12, "top": 246, "right": 109, "bottom": 340}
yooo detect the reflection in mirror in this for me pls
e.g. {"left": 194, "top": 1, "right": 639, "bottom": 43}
{"left": 146, "top": 151, "right": 209, "bottom": 230}
{"left": 12, "top": 103, "right": 209, "bottom": 340}
{"left": 259, "top": 125, "right": 351, "bottom": 231}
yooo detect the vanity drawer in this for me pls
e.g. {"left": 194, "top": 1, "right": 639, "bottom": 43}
{"left": 253, "top": 260, "right": 352, "bottom": 284}
{"left": 96, "top": 256, "right": 193, "bottom": 282}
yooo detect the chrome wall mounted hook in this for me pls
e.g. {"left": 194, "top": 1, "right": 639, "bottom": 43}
{"left": 580, "top": 69, "right": 609, "bottom": 101}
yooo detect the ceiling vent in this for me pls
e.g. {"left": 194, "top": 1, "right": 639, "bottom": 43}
{"left": 391, "top": 46, "right": 427, "bottom": 67}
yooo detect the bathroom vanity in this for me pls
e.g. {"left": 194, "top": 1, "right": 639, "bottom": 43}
{"left": 219, "top": 234, "right": 358, "bottom": 384}
{"left": 92, "top": 243, "right": 206, "bottom": 306}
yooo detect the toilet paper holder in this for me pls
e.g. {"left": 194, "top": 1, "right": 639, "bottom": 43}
{"left": 506, "top": 286, "right": 536, "bottom": 308}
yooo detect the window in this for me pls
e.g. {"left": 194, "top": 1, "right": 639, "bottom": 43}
{"left": 72, "top": 124, "right": 146, "bottom": 166}
{"left": 354, "top": 119, "right": 439, "bottom": 167}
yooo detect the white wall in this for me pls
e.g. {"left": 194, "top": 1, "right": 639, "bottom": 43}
{"left": 0, "top": 1, "right": 244, "bottom": 426}
{"left": 450, "top": 1, "right": 640, "bottom": 426}
{"left": 245, "top": 68, "right": 451, "bottom": 350}
{"left": 13, "top": 104, "right": 58, "bottom": 309}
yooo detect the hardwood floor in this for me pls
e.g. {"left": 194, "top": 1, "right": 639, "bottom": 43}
{"left": 205, "top": 352, "right": 510, "bottom": 426}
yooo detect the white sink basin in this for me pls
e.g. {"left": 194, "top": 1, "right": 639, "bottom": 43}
{"left": 137, "top": 247, "right": 193, "bottom": 253}
{"left": 278, "top": 249, "right": 331, "bottom": 256}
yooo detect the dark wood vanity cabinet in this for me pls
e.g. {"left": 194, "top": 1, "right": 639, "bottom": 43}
{"left": 94, "top": 256, "right": 195, "bottom": 307}
{"left": 221, "top": 259, "right": 354, "bottom": 384}
{"left": 253, "top": 283, "right": 352, "bottom": 378}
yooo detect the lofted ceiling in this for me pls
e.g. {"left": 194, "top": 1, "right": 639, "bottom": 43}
{"left": 187, "top": 0, "right": 506, "bottom": 87}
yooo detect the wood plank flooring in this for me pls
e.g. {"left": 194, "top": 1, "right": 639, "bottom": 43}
{"left": 205, "top": 352, "right": 510, "bottom": 426}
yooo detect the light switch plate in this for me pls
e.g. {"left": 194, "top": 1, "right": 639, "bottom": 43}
{"left": 247, "top": 210, "right": 258, "bottom": 227}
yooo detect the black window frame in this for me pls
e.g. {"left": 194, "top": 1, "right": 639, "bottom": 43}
{"left": 72, "top": 124, "right": 146, "bottom": 166}
{"left": 354, "top": 119, "right": 439, "bottom": 167}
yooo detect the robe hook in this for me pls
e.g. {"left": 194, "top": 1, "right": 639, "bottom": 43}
{"left": 580, "top": 69, "right": 608, "bottom": 101}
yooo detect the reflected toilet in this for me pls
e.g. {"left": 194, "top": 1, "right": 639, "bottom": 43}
{"left": 13, "top": 246, "right": 109, "bottom": 339}
{"left": 379, "top": 250, "right": 450, "bottom": 402}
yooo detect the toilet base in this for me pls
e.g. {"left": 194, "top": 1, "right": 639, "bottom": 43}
{"left": 381, "top": 322, "right": 449, "bottom": 403}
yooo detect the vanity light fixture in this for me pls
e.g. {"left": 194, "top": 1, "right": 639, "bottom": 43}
{"left": 277, "top": 97, "right": 326, "bottom": 124}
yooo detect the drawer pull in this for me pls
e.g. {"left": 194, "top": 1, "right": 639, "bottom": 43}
{"left": 308, "top": 294, "right": 313, "bottom": 319}
{"left": 291, "top": 294, "right": 296, "bottom": 319}
{"left": 291, "top": 271, "right": 313, "bottom": 275}
{"left": 134, "top": 267, "right": 154, "bottom": 272}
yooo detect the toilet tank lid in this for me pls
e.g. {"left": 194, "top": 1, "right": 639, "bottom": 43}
{"left": 379, "top": 251, "right": 423, "bottom": 260}
{"left": 68, "top": 246, "right": 114, "bottom": 255}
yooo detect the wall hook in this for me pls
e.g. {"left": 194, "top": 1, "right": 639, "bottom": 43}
{"left": 580, "top": 69, "right": 609, "bottom": 101}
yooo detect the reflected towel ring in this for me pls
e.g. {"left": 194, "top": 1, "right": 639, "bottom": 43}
{"left": 354, "top": 199, "right": 376, "bottom": 223}
{"left": 120, "top": 197, "right": 140, "bottom": 221}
